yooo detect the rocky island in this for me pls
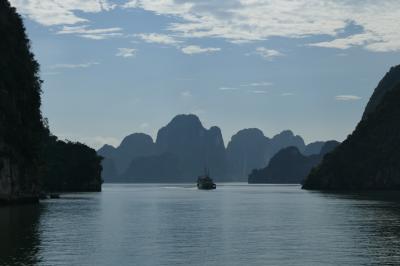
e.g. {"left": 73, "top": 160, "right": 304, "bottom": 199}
{"left": 303, "top": 65, "right": 400, "bottom": 190}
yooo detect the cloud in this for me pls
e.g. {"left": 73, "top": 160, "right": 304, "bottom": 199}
{"left": 116, "top": 48, "right": 136, "bottom": 58}
{"left": 218, "top": 87, "right": 239, "bottom": 91}
{"left": 181, "top": 45, "right": 220, "bottom": 55}
{"left": 309, "top": 33, "right": 381, "bottom": 50}
{"left": 281, "top": 92, "right": 294, "bottom": 97}
{"left": 242, "top": 82, "right": 273, "bottom": 87}
{"left": 10, "top": 0, "right": 115, "bottom": 26}
{"left": 49, "top": 62, "right": 99, "bottom": 69}
{"left": 251, "top": 90, "right": 267, "bottom": 94}
{"left": 135, "top": 33, "right": 181, "bottom": 45}
{"left": 335, "top": 95, "right": 362, "bottom": 101}
{"left": 122, "top": 0, "right": 400, "bottom": 52}
{"left": 57, "top": 25, "right": 123, "bottom": 39}
{"left": 256, "top": 47, "right": 285, "bottom": 61}
{"left": 181, "top": 90, "right": 192, "bottom": 97}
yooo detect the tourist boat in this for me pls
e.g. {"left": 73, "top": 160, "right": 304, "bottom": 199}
{"left": 197, "top": 169, "right": 216, "bottom": 190}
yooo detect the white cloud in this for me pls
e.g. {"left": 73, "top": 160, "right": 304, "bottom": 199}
{"left": 57, "top": 25, "right": 123, "bottom": 39}
{"left": 181, "top": 45, "right": 220, "bottom": 55}
{"left": 181, "top": 91, "right": 192, "bottom": 97}
{"left": 281, "top": 92, "right": 294, "bottom": 97}
{"left": 218, "top": 87, "right": 239, "bottom": 91}
{"left": 49, "top": 62, "right": 99, "bottom": 69}
{"left": 251, "top": 90, "right": 267, "bottom": 94}
{"left": 13, "top": 0, "right": 400, "bottom": 52}
{"left": 335, "top": 95, "right": 362, "bottom": 101}
{"left": 10, "top": 0, "right": 115, "bottom": 26}
{"left": 242, "top": 82, "right": 273, "bottom": 87}
{"left": 256, "top": 47, "right": 285, "bottom": 61}
{"left": 116, "top": 48, "right": 136, "bottom": 58}
{"left": 309, "top": 33, "right": 381, "bottom": 50}
{"left": 136, "top": 33, "right": 181, "bottom": 45}
{"left": 122, "top": 0, "right": 400, "bottom": 52}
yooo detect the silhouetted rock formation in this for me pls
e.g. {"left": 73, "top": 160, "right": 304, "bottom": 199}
{"left": 121, "top": 114, "right": 227, "bottom": 182}
{"left": 0, "top": 1, "right": 45, "bottom": 203}
{"left": 100, "top": 114, "right": 329, "bottom": 182}
{"left": 41, "top": 136, "right": 103, "bottom": 192}
{"left": 226, "top": 129, "right": 309, "bottom": 181}
{"left": 303, "top": 65, "right": 400, "bottom": 190}
{"left": 270, "top": 130, "right": 306, "bottom": 154}
{"left": 362, "top": 65, "right": 400, "bottom": 120}
{"left": 249, "top": 141, "right": 339, "bottom": 184}
{"left": 97, "top": 144, "right": 117, "bottom": 182}
{"left": 248, "top": 147, "right": 320, "bottom": 184}
{"left": 226, "top": 129, "right": 271, "bottom": 181}
{"left": 0, "top": 2, "right": 103, "bottom": 201}
{"left": 122, "top": 153, "right": 181, "bottom": 182}
{"left": 114, "top": 133, "right": 157, "bottom": 173}
{"left": 303, "top": 141, "right": 325, "bottom": 156}
{"left": 319, "top": 140, "right": 340, "bottom": 156}
{"left": 97, "top": 134, "right": 156, "bottom": 181}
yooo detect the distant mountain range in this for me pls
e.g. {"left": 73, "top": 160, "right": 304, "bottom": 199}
{"left": 98, "top": 114, "right": 335, "bottom": 183}
{"left": 249, "top": 141, "right": 339, "bottom": 184}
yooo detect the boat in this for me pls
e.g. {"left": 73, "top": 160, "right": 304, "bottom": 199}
{"left": 197, "top": 169, "right": 216, "bottom": 190}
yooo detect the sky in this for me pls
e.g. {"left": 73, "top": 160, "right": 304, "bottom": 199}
{"left": 9, "top": 0, "right": 400, "bottom": 149}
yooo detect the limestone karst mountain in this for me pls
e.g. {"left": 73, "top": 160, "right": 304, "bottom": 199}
{"left": 303, "top": 65, "right": 400, "bottom": 190}
{"left": 99, "top": 114, "right": 330, "bottom": 183}
{"left": 249, "top": 141, "right": 339, "bottom": 184}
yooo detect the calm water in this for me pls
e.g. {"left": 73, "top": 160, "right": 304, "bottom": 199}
{"left": 2, "top": 184, "right": 400, "bottom": 266}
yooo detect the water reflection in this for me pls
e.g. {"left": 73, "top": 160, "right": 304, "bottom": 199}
{"left": 0, "top": 204, "right": 43, "bottom": 266}
{"left": 2, "top": 186, "right": 400, "bottom": 265}
{"left": 309, "top": 190, "right": 400, "bottom": 265}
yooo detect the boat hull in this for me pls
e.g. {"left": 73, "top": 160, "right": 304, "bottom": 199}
{"left": 197, "top": 183, "right": 216, "bottom": 190}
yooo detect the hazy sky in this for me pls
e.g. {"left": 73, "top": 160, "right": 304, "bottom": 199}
{"left": 10, "top": 0, "right": 400, "bottom": 149}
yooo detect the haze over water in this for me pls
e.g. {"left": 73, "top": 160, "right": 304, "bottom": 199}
{"left": 2, "top": 184, "right": 400, "bottom": 266}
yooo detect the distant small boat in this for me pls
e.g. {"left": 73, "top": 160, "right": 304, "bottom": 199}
{"left": 197, "top": 169, "right": 216, "bottom": 190}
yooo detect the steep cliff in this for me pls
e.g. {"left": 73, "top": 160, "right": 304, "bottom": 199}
{"left": 0, "top": 1, "right": 45, "bottom": 203}
{"left": 303, "top": 66, "right": 400, "bottom": 190}
{"left": 362, "top": 65, "right": 400, "bottom": 120}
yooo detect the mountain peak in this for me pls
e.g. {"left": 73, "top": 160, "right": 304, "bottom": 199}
{"left": 362, "top": 64, "right": 400, "bottom": 120}
{"left": 168, "top": 114, "right": 203, "bottom": 128}
{"left": 119, "top": 133, "right": 154, "bottom": 149}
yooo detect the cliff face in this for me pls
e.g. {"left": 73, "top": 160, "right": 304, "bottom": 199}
{"left": 0, "top": 1, "right": 44, "bottom": 203}
{"left": 303, "top": 66, "right": 400, "bottom": 190}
